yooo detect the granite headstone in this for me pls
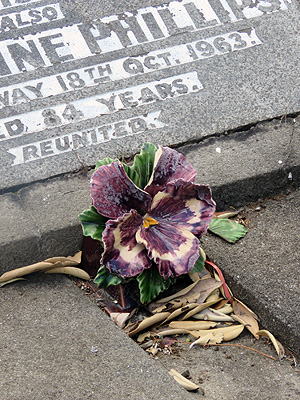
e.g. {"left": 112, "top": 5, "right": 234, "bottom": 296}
{"left": 0, "top": 0, "right": 299, "bottom": 192}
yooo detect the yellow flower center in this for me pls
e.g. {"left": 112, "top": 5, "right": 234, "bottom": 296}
{"left": 143, "top": 215, "right": 158, "bottom": 229}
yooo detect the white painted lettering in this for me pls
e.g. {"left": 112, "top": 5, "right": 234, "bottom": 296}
{"left": 0, "top": 29, "right": 262, "bottom": 108}
{"left": 0, "top": 72, "right": 201, "bottom": 140}
{"left": 8, "top": 111, "right": 166, "bottom": 165}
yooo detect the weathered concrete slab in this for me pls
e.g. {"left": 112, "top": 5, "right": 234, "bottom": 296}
{"left": 0, "top": 274, "right": 192, "bottom": 400}
{"left": 0, "top": 0, "right": 300, "bottom": 192}
{"left": 157, "top": 336, "right": 300, "bottom": 399}
{"left": 180, "top": 116, "right": 300, "bottom": 209}
{"left": 2, "top": 275, "right": 299, "bottom": 400}
{"left": 203, "top": 189, "right": 300, "bottom": 356}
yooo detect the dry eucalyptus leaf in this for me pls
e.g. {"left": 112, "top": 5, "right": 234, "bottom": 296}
{"left": 44, "top": 256, "right": 80, "bottom": 265}
{"left": 256, "top": 330, "right": 285, "bottom": 359}
{"left": 45, "top": 267, "right": 90, "bottom": 280}
{"left": 149, "top": 277, "right": 220, "bottom": 313}
{"left": 195, "top": 279, "right": 223, "bottom": 304}
{"left": 0, "top": 277, "right": 27, "bottom": 287}
{"left": 214, "top": 303, "right": 233, "bottom": 315}
{"left": 169, "top": 321, "right": 217, "bottom": 330}
{"left": 128, "top": 312, "right": 170, "bottom": 337}
{"left": 214, "top": 298, "right": 231, "bottom": 310}
{"left": 162, "top": 303, "right": 199, "bottom": 324}
{"left": 0, "top": 261, "right": 61, "bottom": 283}
{"left": 188, "top": 272, "right": 201, "bottom": 283}
{"left": 232, "top": 298, "right": 259, "bottom": 320}
{"left": 0, "top": 252, "right": 82, "bottom": 283}
{"left": 150, "top": 299, "right": 186, "bottom": 314}
{"left": 154, "top": 281, "right": 199, "bottom": 304}
{"left": 67, "top": 251, "right": 82, "bottom": 264}
{"left": 189, "top": 324, "right": 244, "bottom": 341}
{"left": 182, "top": 299, "right": 220, "bottom": 320}
{"left": 169, "top": 369, "right": 200, "bottom": 391}
{"left": 190, "top": 331, "right": 224, "bottom": 347}
{"left": 124, "top": 321, "right": 139, "bottom": 335}
{"left": 110, "top": 312, "right": 134, "bottom": 329}
{"left": 173, "top": 278, "right": 219, "bottom": 303}
{"left": 192, "top": 307, "right": 235, "bottom": 322}
{"left": 137, "top": 331, "right": 153, "bottom": 343}
{"left": 157, "top": 328, "right": 190, "bottom": 337}
{"left": 205, "top": 288, "right": 221, "bottom": 303}
{"left": 232, "top": 298, "right": 260, "bottom": 339}
{"left": 213, "top": 210, "right": 239, "bottom": 219}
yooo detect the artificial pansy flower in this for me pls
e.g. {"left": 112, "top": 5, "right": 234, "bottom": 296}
{"left": 90, "top": 146, "right": 216, "bottom": 279}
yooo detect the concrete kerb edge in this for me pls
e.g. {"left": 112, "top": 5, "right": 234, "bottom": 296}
{"left": 1, "top": 119, "right": 300, "bottom": 273}
{"left": 1, "top": 171, "right": 298, "bottom": 276}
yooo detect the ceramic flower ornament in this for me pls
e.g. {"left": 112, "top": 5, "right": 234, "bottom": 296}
{"left": 90, "top": 146, "right": 216, "bottom": 279}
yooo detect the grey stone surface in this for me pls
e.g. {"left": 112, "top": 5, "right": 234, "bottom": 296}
{"left": 0, "top": 0, "right": 300, "bottom": 191}
{"left": 157, "top": 336, "right": 300, "bottom": 400}
{"left": 203, "top": 189, "right": 300, "bottom": 356}
{"left": 0, "top": 191, "right": 40, "bottom": 272}
{"left": 2, "top": 275, "right": 299, "bottom": 400}
{"left": 180, "top": 115, "right": 300, "bottom": 209}
{"left": 0, "top": 274, "right": 192, "bottom": 400}
{"left": 17, "top": 170, "right": 92, "bottom": 260}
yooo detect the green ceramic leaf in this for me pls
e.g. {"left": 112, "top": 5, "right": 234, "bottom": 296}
{"left": 78, "top": 206, "right": 108, "bottom": 243}
{"left": 123, "top": 143, "right": 157, "bottom": 189}
{"left": 93, "top": 265, "right": 122, "bottom": 288}
{"left": 136, "top": 266, "right": 174, "bottom": 304}
{"left": 190, "top": 247, "right": 206, "bottom": 273}
{"left": 95, "top": 157, "right": 117, "bottom": 170}
{"left": 208, "top": 218, "right": 247, "bottom": 244}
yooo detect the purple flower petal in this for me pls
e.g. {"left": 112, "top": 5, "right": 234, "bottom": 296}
{"left": 150, "top": 180, "right": 216, "bottom": 236}
{"left": 90, "top": 161, "right": 152, "bottom": 219}
{"left": 144, "top": 146, "right": 196, "bottom": 196}
{"left": 101, "top": 210, "right": 152, "bottom": 277}
{"left": 136, "top": 221, "right": 200, "bottom": 279}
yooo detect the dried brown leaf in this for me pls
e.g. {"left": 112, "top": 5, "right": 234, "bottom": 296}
{"left": 213, "top": 210, "right": 239, "bottom": 219}
{"left": 190, "top": 331, "right": 224, "bottom": 347}
{"left": 157, "top": 328, "right": 190, "bottom": 337}
{"left": 195, "top": 279, "right": 223, "bottom": 304}
{"left": 169, "top": 321, "right": 217, "bottom": 330}
{"left": 189, "top": 324, "right": 244, "bottom": 341}
{"left": 169, "top": 369, "right": 200, "bottom": 391}
{"left": 182, "top": 299, "right": 220, "bottom": 320}
{"left": 232, "top": 298, "right": 260, "bottom": 339}
{"left": 110, "top": 311, "right": 134, "bottom": 329}
{"left": 213, "top": 303, "right": 233, "bottom": 315}
{"left": 256, "top": 330, "right": 285, "bottom": 359}
{"left": 0, "top": 252, "right": 81, "bottom": 283}
{"left": 192, "top": 307, "right": 235, "bottom": 322}
{"left": 0, "top": 261, "right": 61, "bottom": 283}
{"left": 205, "top": 288, "right": 221, "bottom": 303}
{"left": 150, "top": 299, "right": 188, "bottom": 314}
{"left": 45, "top": 267, "right": 90, "bottom": 280}
{"left": 153, "top": 281, "right": 199, "bottom": 304}
{"left": 162, "top": 303, "right": 199, "bottom": 324}
{"left": 0, "top": 277, "right": 27, "bottom": 287}
{"left": 128, "top": 312, "right": 170, "bottom": 337}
